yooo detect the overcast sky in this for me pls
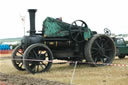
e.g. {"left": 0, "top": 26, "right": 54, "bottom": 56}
{"left": 0, "top": 0, "right": 128, "bottom": 39}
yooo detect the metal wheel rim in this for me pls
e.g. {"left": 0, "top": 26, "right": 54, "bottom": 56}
{"left": 24, "top": 45, "right": 53, "bottom": 73}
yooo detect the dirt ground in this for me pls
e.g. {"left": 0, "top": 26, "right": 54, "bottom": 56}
{"left": 0, "top": 54, "right": 68, "bottom": 85}
{"left": 0, "top": 72, "right": 68, "bottom": 85}
{"left": 1, "top": 53, "right": 128, "bottom": 85}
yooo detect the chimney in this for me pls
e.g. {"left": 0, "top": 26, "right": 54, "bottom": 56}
{"left": 28, "top": 9, "right": 37, "bottom": 36}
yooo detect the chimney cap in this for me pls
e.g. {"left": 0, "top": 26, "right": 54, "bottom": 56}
{"left": 28, "top": 9, "right": 37, "bottom": 12}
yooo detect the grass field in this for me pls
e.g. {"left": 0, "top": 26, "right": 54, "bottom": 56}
{"left": 0, "top": 55, "right": 128, "bottom": 85}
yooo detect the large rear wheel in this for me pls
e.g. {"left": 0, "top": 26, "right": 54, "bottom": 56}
{"left": 84, "top": 34, "right": 116, "bottom": 66}
{"left": 23, "top": 43, "right": 53, "bottom": 74}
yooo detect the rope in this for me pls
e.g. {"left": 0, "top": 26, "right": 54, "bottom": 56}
{"left": 70, "top": 61, "right": 77, "bottom": 85}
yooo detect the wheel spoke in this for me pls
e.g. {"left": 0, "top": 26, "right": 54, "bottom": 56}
{"left": 72, "top": 29, "right": 79, "bottom": 32}
{"left": 17, "top": 51, "right": 23, "bottom": 55}
{"left": 92, "top": 47, "right": 98, "bottom": 51}
{"left": 37, "top": 65, "right": 39, "bottom": 72}
{"left": 40, "top": 64, "right": 44, "bottom": 69}
{"left": 103, "top": 55, "right": 110, "bottom": 59}
{"left": 74, "top": 33, "right": 80, "bottom": 40}
{"left": 38, "top": 51, "right": 42, "bottom": 58}
{"left": 94, "top": 57, "right": 98, "bottom": 63}
{"left": 98, "top": 37, "right": 104, "bottom": 48}
{"left": 95, "top": 41, "right": 101, "bottom": 48}
{"left": 33, "top": 50, "right": 39, "bottom": 59}
{"left": 74, "top": 22, "right": 77, "bottom": 26}
{"left": 81, "top": 23, "right": 84, "bottom": 27}
{"left": 103, "top": 39, "right": 109, "bottom": 46}
{"left": 40, "top": 62, "right": 47, "bottom": 67}
{"left": 33, "top": 66, "right": 36, "bottom": 73}
{"left": 40, "top": 62, "right": 47, "bottom": 70}
{"left": 29, "top": 52, "right": 33, "bottom": 58}
{"left": 105, "top": 49, "right": 112, "bottom": 51}
{"left": 92, "top": 52, "right": 98, "bottom": 57}
{"left": 101, "top": 43, "right": 104, "bottom": 48}
{"left": 100, "top": 41, "right": 104, "bottom": 48}
{"left": 99, "top": 57, "right": 104, "bottom": 63}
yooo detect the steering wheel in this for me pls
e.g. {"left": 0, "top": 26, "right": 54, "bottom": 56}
{"left": 104, "top": 28, "right": 111, "bottom": 36}
{"left": 70, "top": 20, "right": 88, "bottom": 43}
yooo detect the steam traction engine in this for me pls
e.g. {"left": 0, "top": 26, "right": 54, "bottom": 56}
{"left": 12, "top": 9, "right": 116, "bottom": 74}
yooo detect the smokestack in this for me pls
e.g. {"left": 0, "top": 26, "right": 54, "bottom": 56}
{"left": 28, "top": 9, "right": 37, "bottom": 36}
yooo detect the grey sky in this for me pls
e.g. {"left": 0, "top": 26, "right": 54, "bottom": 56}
{"left": 0, "top": 0, "right": 128, "bottom": 39}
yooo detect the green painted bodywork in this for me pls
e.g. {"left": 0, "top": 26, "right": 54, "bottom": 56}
{"left": 115, "top": 38, "right": 128, "bottom": 55}
{"left": 84, "top": 28, "right": 91, "bottom": 39}
{"left": 43, "top": 17, "right": 92, "bottom": 39}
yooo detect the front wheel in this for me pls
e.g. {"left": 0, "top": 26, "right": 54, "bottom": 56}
{"left": 23, "top": 43, "right": 53, "bottom": 74}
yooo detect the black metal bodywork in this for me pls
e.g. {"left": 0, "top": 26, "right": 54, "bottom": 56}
{"left": 21, "top": 9, "right": 85, "bottom": 61}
